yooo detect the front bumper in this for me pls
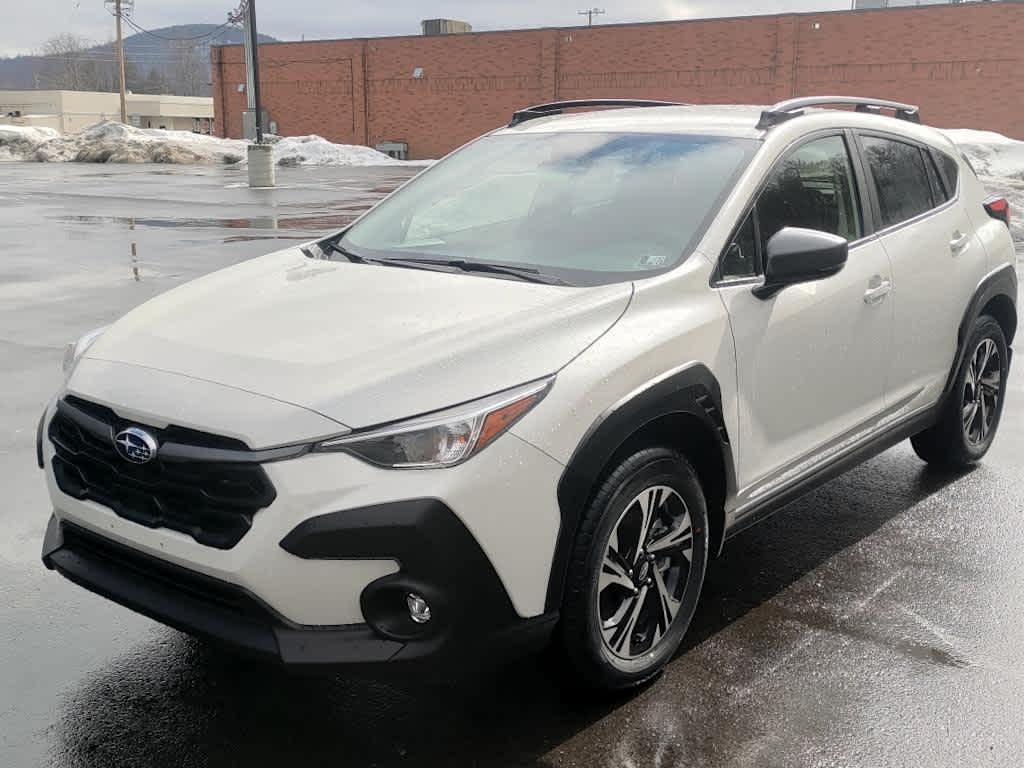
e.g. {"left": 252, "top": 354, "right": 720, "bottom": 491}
{"left": 39, "top": 387, "right": 565, "bottom": 665}
{"left": 42, "top": 508, "right": 558, "bottom": 665}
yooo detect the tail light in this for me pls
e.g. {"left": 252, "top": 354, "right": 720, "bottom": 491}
{"left": 984, "top": 197, "right": 1011, "bottom": 228}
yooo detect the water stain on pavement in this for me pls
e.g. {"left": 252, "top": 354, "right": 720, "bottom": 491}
{"left": 768, "top": 603, "right": 971, "bottom": 670}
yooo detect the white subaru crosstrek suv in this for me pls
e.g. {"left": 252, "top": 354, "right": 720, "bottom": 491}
{"left": 40, "top": 97, "right": 1016, "bottom": 689}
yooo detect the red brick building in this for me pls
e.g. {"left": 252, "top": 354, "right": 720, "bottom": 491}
{"left": 211, "top": 3, "right": 1024, "bottom": 159}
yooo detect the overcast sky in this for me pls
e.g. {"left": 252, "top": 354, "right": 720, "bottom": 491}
{"left": 2, "top": 0, "right": 856, "bottom": 57}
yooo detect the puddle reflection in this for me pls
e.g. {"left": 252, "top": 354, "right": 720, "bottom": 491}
{"left": 55, "top": 213, "right": 362, "bottom": 232}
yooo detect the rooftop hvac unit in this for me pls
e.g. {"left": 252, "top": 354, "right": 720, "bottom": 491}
{"left": 421, "top": 19, "right": 472, "bottom": 36}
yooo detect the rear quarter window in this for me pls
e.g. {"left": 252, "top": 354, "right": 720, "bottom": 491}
{"left": 935, "top": 150, "right": 962, "bottom": 194}
{"left": 923, "top": 152, "right": 948, "bottom": 203}
{"left": 958, "top": 153, "right": 979, "bottom": 178}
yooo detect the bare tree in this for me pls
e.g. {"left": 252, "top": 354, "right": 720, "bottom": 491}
{"left": 171, "top": 41, "right": 205, "bottom": 97}
{"left": 139, "top": 65, "right": 170, "bottom": 95}
{"left": 89, "top": 38, "right": 123, "bottom": 93}
{"left": 37, "top": 34, "right": 99, "bottom": 91}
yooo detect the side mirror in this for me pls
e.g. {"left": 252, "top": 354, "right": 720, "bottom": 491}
{"left": 752, "top": 227, "right": 848, "bottom": 299}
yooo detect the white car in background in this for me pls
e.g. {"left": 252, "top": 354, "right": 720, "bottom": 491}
{"left": 40, "top": 97, "right": 1016, "bottom": 689}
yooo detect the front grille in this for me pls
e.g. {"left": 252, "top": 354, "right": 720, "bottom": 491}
{"left": 49, "top": 396, "right": 276, "bottom": 549}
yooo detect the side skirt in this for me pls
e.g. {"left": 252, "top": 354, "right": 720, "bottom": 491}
{"left": 723, "top": 405, "right": 939, "bottom": 543}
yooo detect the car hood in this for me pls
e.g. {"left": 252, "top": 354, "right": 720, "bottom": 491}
{"left": 84, "top": 248, "right": 632, "bottom": 429}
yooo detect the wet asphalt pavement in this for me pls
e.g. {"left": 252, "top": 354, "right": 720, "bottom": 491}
{"left": 2, "top": 162, "right": 1024, "bottom": 767}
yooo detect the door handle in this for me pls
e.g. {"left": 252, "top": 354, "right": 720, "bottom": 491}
{"left": 863, "top": 276, "right": 892, "bottom": 305}
{"left": 950, "top": 231, "right": 971, "bottom": 254}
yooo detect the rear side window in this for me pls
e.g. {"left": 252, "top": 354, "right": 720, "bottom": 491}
{"left": 861, "top": 136, "right": 935, "bottom": 228}
{"left": 756, "top": 134, "right": 862, "bottom": 253}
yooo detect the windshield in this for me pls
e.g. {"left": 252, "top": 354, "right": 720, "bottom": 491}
{"left": 340, "top": 131, "right": 758, "bottom": 286}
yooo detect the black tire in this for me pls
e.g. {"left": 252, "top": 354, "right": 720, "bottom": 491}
{"left": 911, "top": 314, "right": 1008, "bottom": 468}
{"left": 558, "top": 447, "right": 709, "bottom": 691}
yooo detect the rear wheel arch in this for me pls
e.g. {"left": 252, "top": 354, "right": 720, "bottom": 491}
{"left": 547, "top": 363, "right": 735, "bottom": 613}
{"left": 981, "top": 293, "right": 1016, "bottom": 347}
{"left": 944, "top": 264, "right": 1017, "bottom": 400}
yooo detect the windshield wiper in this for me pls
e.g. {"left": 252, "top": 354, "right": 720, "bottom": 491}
{"left": 317, "top": 241, "right": 568, "bottom": 285}
{"left": 319, "top": 238, "right": 370, "bottom": 264}
{"left": 380, "top": 257, "right": 570, "bottom": 286}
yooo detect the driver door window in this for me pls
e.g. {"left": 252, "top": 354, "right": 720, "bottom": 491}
{"left": 757, "top": 134, "right": 862, "bottom": 250}
{"left": 722, "top": 135, "right": 862, "bottom": 279}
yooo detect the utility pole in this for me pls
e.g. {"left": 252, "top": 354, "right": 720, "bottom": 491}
{"left": 238, "top": 0, "right": 274, "bottom": 186}
{"left": 578, "top": 8, "right": 605, "bottom": 26}
{"left": 241, "top": 3, "right": 256, "bottom": 124}
{"left": 105, "top": 0, "right": 132, "bottom": 122}
{"left": 244, "top": 0, "right": 264, "bottom": 143}
{"left": 115, "top": 0, "right": 127, "bottom": 122}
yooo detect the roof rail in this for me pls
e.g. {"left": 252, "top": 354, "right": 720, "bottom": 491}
{"left": 508, "top": 99, "right": 685, "bottom": 127}
{"left": 756, "top": 96, "right": 921, "bottom": 130}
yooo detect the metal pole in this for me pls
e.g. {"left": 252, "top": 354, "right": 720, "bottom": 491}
{"left": 247, "top": 0, "right": 263, "bottom": 143}
{"left": 115, "top": 0, "right": 127, "bottom": 123}
{"left": 242, "top": 9, "right": 255, "bottom": 114}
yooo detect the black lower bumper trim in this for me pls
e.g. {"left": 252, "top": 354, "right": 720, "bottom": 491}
{"left": 41, "top": 513, "right": 557, "bottom": 666}
{"left": 42, "top": 517, "right": 404, "bottom": 663}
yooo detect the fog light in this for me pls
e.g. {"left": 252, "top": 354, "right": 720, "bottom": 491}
{"left": 406, "top": 592, "right": 431, "bottom": 624}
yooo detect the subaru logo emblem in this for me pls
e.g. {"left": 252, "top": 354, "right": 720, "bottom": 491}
{"left": 114, "top": 427, "right": 158, "bottom": 464}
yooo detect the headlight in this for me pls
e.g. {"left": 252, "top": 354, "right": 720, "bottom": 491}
{"left": 62, "top": 326, "right": 108, "bottom": 377}
{"left": 315, "top": 377, "right": 553, "bottom": 468}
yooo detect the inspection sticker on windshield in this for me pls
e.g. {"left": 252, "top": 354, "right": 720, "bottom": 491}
{"left": 638, "top": 252, "right": 669, "bottom": 267}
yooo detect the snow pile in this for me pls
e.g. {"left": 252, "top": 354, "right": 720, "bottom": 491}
{"left": 0, "top": 125, "right": 61, "bottom": 162}
{"left": 942, "top": 129, "right": 1024, "bottom": 245}
{"left": 31, "top": 121, "right": 248, "bottom": 164}
{"left": 272, "top": 135, "right": 413, "bottom": 167}
{"left": 942, "top": 129, "right": 1024, "bottom": 179}
{"left": 0, "top": 121, "right": 423, "bottom": 167}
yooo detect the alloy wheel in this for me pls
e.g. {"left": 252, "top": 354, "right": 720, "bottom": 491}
{"left": 962, "top": 337, "right": 1001, "bottom": 447}
{"left": 597, "top": 485, "right": 694, "bottom": 660}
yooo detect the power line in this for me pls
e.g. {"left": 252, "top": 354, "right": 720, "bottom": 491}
{"left": 38, "top": 55, "right": 204, "bottom": 62}
{"left": 120, "top": 16, "right": 237, "bottom": 43}
{"left": 101, "top": 2, "right": 240, "bottom": 46}
{"left": 578, "top": 7, "right": 606, "bottom": 25}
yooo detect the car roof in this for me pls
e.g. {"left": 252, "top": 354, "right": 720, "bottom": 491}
{"left": 494, "top": 102, "right": 960, "bottom": 154}
{"left": 497, "top": 104, "right": 766, "bottom": 139}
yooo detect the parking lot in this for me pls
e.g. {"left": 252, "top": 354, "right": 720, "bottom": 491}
{"left": 3, "top": 161, "right": 1024, "bottom": 767}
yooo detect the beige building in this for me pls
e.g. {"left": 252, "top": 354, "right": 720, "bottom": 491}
{"left": 0, "top": 90, "right": 214, "bottom": 134}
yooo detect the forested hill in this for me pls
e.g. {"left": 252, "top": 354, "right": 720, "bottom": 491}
{"left": 0, "top": 24, "right": 279, "bottom": 96}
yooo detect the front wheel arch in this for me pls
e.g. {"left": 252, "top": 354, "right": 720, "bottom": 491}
{"left": 547, "top": 364, "right": 734, "bottom": 613}
{"left": 609, "top": 413, "right": 726, "bottom": 558}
